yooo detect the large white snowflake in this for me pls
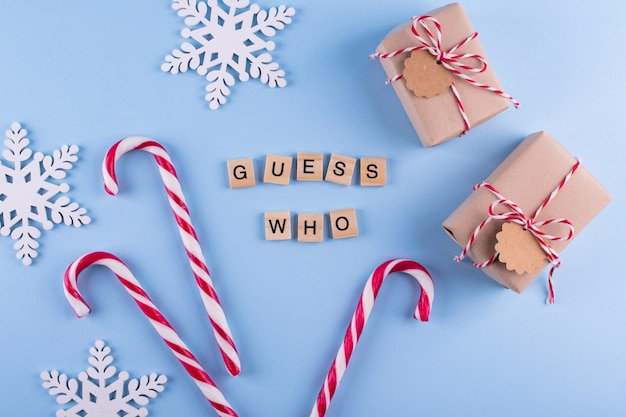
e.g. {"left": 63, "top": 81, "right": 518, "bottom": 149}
{"left": 162, "top": 0, "right": 296, "bottom": 109}
{"left": 0, "top": 122, "right": 90, "bottom": 265}
{"left": 41, "top": 340, "right": 167, "bottom": 417}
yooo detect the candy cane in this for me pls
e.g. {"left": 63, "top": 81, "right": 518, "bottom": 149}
{"left": 310, "top": 259, "right": 434, "bottom": 417}
{"left": 63, "top": 251, "right": 238, "bottom": 417}
{"left": 103, "top": 137, "right": 240, "bottom": 376}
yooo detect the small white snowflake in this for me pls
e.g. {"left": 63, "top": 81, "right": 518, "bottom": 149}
{"left": 162, "top": 0, "right": 296, "bottom": 109}
{"left": 0, "top": 122, "right": 90, "bottom": 265}
{"left": 41, "top": 340, "right": 167, "bottom": 417}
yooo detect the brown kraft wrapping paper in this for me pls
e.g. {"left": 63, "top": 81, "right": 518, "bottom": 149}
{"left": 375, "top": 3, "right": 512, "bottom": 147}
{"left": 442, "top": 131, "right": 612, "bottom": 293}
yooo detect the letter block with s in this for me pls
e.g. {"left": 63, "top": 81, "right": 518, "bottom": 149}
{"left": 360, "top": 158, "right": 387, "bottom": 186}
{"left": 325, "top": 153, "right": 357, "bottom": 186}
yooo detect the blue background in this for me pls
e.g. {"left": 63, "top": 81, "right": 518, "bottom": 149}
{"left": 0, "top": 0, "right": 624, "bottom": 416}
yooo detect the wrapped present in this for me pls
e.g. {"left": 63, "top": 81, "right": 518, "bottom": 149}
{"left": 372, "top": 3, "right": 519, "bottom": 147}
{"left": 442, "top": 131, "right": 611, "bottom": 302}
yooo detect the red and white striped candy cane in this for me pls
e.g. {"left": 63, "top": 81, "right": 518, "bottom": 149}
{"left": 103, "top": 137, "right": 240, "bottom": 376}
{"left": 63, "top": 251, "right": 238, "bottom": 417}
{"left": 310, "top": 259, "right": 434, "bottom": 417}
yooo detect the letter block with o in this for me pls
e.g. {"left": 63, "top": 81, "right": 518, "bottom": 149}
{"left": 329, "top": 208, "right": 359, "bottom": 239}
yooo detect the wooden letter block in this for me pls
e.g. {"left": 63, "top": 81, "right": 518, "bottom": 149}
{"left": 325, "top": 153, "right": 357, "bottom": 186}
{"left": 227, "top": 158, "right": 256, "bottom": 188}
{"left": 264, "top": 154, "right": 293, "bottom": 185}
{"left": 297, "top": 213, "right": 324, "bottom": 242}
{"left": 360, "top": 158, "right": 387, "bottom": 186}
{"left": 296, "top": 153, "right": 324, "bottom": 181}
{"left": 265, "top": 211, "right": 291, "bottom": 240}
{"left": 329, "top": 208, "right": 359, "bottom": 239}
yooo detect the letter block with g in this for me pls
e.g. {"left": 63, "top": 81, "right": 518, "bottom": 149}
{"left": 227, "top": 158, "right": 256, "bottom": 188}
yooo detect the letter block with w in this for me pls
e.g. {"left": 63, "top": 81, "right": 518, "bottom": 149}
{"left": 264, "top": 211, "right": 292, "bottom": 240}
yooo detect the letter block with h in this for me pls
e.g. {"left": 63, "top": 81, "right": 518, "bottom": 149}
{"left": 297, "top": 213, "right": 324, "bottom": 242}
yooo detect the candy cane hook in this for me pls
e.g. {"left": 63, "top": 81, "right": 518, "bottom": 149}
{"left": 310, "top": 259, "right": 434, "bottom": 417}
{"left": 63, "top": 251, "right": 238, "bottom": 417}
{"left": 103, "top": 137, "right": 240, "bottom": 376}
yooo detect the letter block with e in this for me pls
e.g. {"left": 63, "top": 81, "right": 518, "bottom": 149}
{"left": 296, "top": 153, "right": 324, "bottom": 181}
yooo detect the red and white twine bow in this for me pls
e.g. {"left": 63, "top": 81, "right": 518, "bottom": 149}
{"left": 455, "top": 159, "right": 581, "bottom": 304}
{"left": 370, "top": 15, "right": 520, "bottom": 134}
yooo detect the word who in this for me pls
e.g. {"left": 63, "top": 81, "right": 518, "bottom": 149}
{"left": 228, "top": 153, "right": 387, "bottom": 188}
{"left": 265, "top": 209, "right": 358, "bottom": 242}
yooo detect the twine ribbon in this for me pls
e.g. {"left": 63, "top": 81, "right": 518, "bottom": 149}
{"left": 455, "top": 159, "right": 581, "bottom": 304}
{"left": 370, "top": 15, "right": 520, "bottom": 134}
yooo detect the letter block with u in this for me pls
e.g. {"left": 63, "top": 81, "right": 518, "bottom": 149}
{"left": 264, "top": 155, "right": 293, "bottom": 185}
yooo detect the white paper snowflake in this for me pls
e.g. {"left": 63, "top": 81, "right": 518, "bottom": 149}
{"left": 0, "top": 122, "right": 90, "bottom": 265}
{"left": 162, "top": 0, "right": 296, "bottom": 109}
{"left": 41, "top": 340, "right": 167, "bottom": 417}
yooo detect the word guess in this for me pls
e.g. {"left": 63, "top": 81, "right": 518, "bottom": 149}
{"left": 227, "top": 153, "right": 386, "bottom": 188}
{"left": 265, "top": 209, "right": 358, "bottom": 242}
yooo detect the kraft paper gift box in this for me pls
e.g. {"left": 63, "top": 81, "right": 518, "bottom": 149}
{"left": 442, "top": 131, "right": 611, "bottom": 295}
{"left": 373, "top": 3, "right": 518, "bottom": 147}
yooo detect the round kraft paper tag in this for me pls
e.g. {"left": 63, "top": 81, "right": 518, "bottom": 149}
{"left": 494, "top": 222, "right": 547, "bottom": 275}
{"left": 402, "top": 50, "right": 453, "bottom": 98}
